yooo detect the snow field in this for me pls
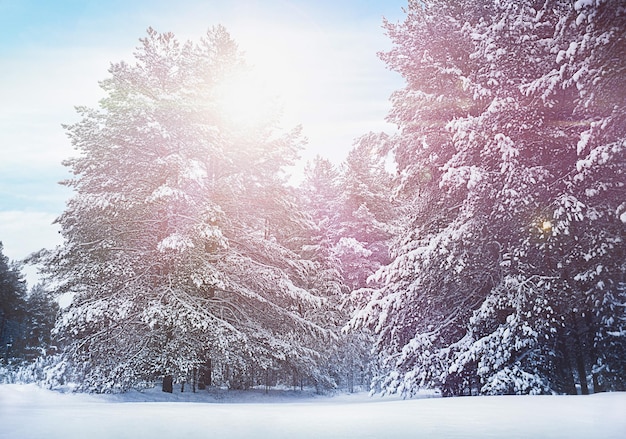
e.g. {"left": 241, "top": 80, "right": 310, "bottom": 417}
{"left": 1, "top": 384, "right": 625, "bottom": 439}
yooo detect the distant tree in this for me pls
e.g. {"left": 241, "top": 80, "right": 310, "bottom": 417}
{"left": 297, "top": 145, "right": 396, "bottom": 392}
{"left": 296, "top": 156, "right": 349, "bottom": 391}
{"left": 23, "top": 284, "right": 58, "bottom": 358}
{"left": 352, "top": 0, "right": 626, "bottom": 396}
{"left": 338, "top": 132, "right": 395, "bottom": 292}
{"left": 39, "top": 27, "right": 331, "bottom": 392}
{"left": 0, "top": 242, "right": 27, "bottom": 363}
{"left": 299, "top": 156, "right": 344, "bottom": 296}
{"left": 0, "top": 244, "right": 59, "bottom": 368}
{"left": 330, "top": 135, "right": 397, "bottom": 393}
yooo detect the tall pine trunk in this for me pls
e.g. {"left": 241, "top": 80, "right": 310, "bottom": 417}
{"left": 570, "top": 313, "right": 589, "bottom": 395}
{"left": 584, "top": 312, "right": 601, "bottom": 393}
{"left": 162, "top": 375, "right": 173, "bottom": 393}
{"left": 557, "top": 331, "right": 577, "bottom": 395}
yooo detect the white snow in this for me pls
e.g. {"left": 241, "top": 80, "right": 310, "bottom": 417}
{"left": 1, "top": 384, "right": 625, "bottom": 439}
{"left": 157, "top": 233, "right": 195, "bottom": 253}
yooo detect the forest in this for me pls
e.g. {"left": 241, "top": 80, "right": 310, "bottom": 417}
{"left": 1, "top": 0, "right": 624, "bottom": 397}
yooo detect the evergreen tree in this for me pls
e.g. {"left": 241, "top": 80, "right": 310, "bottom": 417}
{"left": 39, "top": 27, "right": 331, "bottom": 392}
{"left": 352, "top": 0, "right": 625, "bottom": 396}
{"left": 546, "top": 0, "right": 626, "bottom": 392}
{"left": 337, "top": 133, "right": 395, "bottom": 292}
{"left": 23, "top": 284, "right": 58, "bottom": 359}
{"left": 299, "top": 155, "right": 344, "bottom": 274}
{"left": 334, "top": 135, "right": 398, "bottom": 393}
{"left": 0, "top": 242, "right": 28, "bottom": 363}
{"left": 297, "top": 156, "right": 349, "bottom": 390}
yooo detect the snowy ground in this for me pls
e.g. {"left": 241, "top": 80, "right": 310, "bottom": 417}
{"left": 1, "top": 384, "right": 625, "bottom": 439}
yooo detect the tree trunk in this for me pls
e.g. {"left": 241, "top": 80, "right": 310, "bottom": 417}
{"left": 557, "top": 332, "right": 577, "bottom": 395}
{"left": 584, "top": 312, "right": 601, "bottom": 393}
{"left": 574, "top": 351, "right": 589, "bottom": 395}
{"left": 248, "top": 364, "right": 254, "bottom": 389}
{"left": 569, "top": 313, "right": 589, "bottom": 395}
{"left": 207, "top": 359, "right": 212, "bottom": 386}
{"left": 349, "top": 357, "right": 355, "bottom": 393}
{"left": 162, "top": 375, "right": 173, "bottom": 393}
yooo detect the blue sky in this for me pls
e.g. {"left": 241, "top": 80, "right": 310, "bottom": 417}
{"left": 0, "top": 0, "right": 406, "bottom": 280}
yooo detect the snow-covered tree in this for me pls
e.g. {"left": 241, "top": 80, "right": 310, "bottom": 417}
{"left": 547, "top": 0, "right": 626, "bottom": 392}
{"left": 295, "top": 156, "right": 352, "bottom": 391}
{"left": 299, "top": 156, "right": 344, "bottom": 273}
{"left": 352, "top": 0, "right": 625, "bottom": 396}
{"left": 297, "top": 150, "right": 395, "bottom": 392}
{"left": 337, "top": 133, "right": 395, "bottom": 292}
{"left": 0, "top": 245, "right": 57, "bottom": 366}
{"left": 23, "top": 284, "right": 58, "bottom": 359}
{"left": 40, "top": 27, "right": 331, "bottom": 392}
{"left": 0, "top": 242, "right": 28, "bottom": 363}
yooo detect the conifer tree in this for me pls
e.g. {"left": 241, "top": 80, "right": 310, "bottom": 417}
{"left": 0, "top": 242, "right": 28, "bottom": 363}
{"left": 41, "top": 27, "right": 330, "bottom": 392}
{"left": 338, "top": 133, "right": 395, "bottom": 292}
{"left": 352, "top": 0, "right": 625, "bottom": 396}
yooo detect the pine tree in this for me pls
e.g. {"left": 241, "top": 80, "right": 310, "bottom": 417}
{"left": 332, "top": 135, "right": 398, "bottom": 393}
{"left": 40, "top": 27, "right": 331, "bottom": 392}
{"left": 299, "top": 156, "right": 344, "bottom": 270}
{"left": 23, "top": 284, "right": 59, "bottom": 359}
{"left": 296, "top": 156, "right": 349, "bottom": 390}
{"left": 352, "top": 0, "right": 625, "bottom": 396}
{"left": 338, "top": 133, "right": 395, "bottom": 292}
{"left": 544, "top": 0, "right": 626, "bottom": 393}
{"left": 0, "top": 242, "right": 28, "bottom": 363}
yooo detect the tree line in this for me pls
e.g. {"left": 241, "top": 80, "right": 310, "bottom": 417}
{"left": 0, "top": 243, "right": 57, "bottom": 367}
{"left": 3, "top": 0, "right": 624, "bottom": 395}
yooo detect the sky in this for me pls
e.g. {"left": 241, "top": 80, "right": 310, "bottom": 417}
{"left": 0, "top": 0, "right": 407, "bottom": 282}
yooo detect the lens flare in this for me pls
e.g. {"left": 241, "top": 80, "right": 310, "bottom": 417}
{"left": 214, "top": 69, "right": 277, "bottom": 130}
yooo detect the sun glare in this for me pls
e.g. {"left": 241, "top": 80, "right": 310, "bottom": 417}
{"left": 215, "top": 69, "right": 278, "bottom": 130}
{"left": 211, "top": 22, "right": 344, "bottom": 183}
{"left": 214, "top": 25, "right": 314, "bottom": 133}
